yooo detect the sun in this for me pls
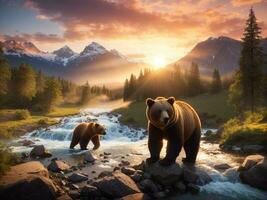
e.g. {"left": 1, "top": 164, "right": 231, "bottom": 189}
{"left": 152, "top": 55, "right": 166, "bottom": 69}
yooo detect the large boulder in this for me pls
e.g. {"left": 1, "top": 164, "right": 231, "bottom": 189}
{"left": 47, "top": 160, "right": 70, "bottom": 173}
{"left": 144, "top": 161, "right": 183, "bottom": 186}
{"left": 94, "top": 171, "right": 141, "bottom": 198}
{"left": 30, "top": 145, "right": 52, "bottom": 158}
{"left": 238, "top": 155, "right": 264, "bottom": 171}
{"left": 183, "top": 167, "right": 212, "bottom": 185}
{"left": 0, "top": 161, "right": 57, "bottom": 200}
{"left": 240, "top": 156, "right": 267, "bottom": 190}
{"left": 119, "top": 193, "right": 150, "bottom": 200}
{"left": 68, "top": 172, "right": 88, "bottom": 183}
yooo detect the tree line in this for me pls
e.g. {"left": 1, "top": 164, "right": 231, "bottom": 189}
{"left": 123, "top": 63, "right": 223, "bottom": 101}
{"left": 0, "top": 49, "right": 111, "bottom": 112}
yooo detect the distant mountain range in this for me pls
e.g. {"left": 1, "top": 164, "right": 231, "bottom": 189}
{"left": 0, "top": 40, "right": 146, "bottom": 85}
{"left": 176, "top": 36, "right": 267, "bottom": 76}
{"left": 1, "top": 36, "right": 267, "bottom": 85}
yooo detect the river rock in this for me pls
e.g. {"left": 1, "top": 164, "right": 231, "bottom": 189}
{"left": 0, "top": 161, "right": 56, "bottom": 200}
{"left": 84, "top": 151, "right": 96, "bottom": 163}
{"left": 69, "top": 190, "right": 80, "bottom": 199}
{"left": 240, "top": 156, "right": 267, "bottom": 190}
{"left": 195, "top": 170, "right": 212, "bottom": 186}
{"left": 223, "top": 167, "right": 240, "bottom": 182}
{"left": 119, "top": 193, "right": 150, "bottom": 200}
{"left": 238, "top": 154, "right": 264, "bottom": 171}
{"left": 48, "top": 160, "right": 70, "bottom": 172}
{"left": 183, "top": 168, "right": 198, "bottom": 183}
{"left": 80, "top": 185, "right": 101, "bottom": 198}
{"left": 30, "top": 145, "right": 52, "bottom": 158}
{"left": 242, "top": 145, "right": 264, "bottom": 154}
{"left": 144, "top": 161, "right": 183, "bottom": 186}
{"left": 94, "top": 171, "right": 141, "bottom": 198}
{"left": 214, "top": 163, "right": 231, "bottom": 171}
{"left": 121, "top": 167, "right": 136, "bottom": 176}
{"left": 174, "top": 181, "right": 186, "bottom": 192}
{"left": 131, "top": 170, "right": 144, "bottom": 182}
{"left": 68, "top": 172, "right": 88, "bottom": 183}
{"left": 0, "top": 175, "right": 57, "bottom": 200}
{"left": 98, "top": 171, "right": 113, "bottom": 178}
{"left": 57, "top": 194, "right": 72, "bottom": 200}
{"left": 140, "top": 179, "right": 159, "bottom": 193}
{"left": 187, "top": 183, "right": 200, "bottom": 194}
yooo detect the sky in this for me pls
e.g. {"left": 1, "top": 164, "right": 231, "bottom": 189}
{"left": 0, "top": 0, "right": 267, "bottom": 64}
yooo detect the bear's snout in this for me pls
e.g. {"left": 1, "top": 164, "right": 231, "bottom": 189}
{"left": 164, "top": 117, "right": 169, "bottom": 124}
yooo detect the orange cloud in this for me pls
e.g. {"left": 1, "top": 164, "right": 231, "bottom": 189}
{"left": 232, "top": 0, "right": 263, "bottom": 6}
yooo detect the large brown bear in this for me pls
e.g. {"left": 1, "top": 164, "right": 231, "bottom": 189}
{"left": 70, "top": 122, "right": 106, "bottom": 150}
{"left": 146, "top": 97, "right": 201, "bottom": 166}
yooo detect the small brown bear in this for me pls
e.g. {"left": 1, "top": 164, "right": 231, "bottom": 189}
{"left": 70, "top": 122, "right": 106, "bottom": 150}
{"left": 146, "top": 97, "right": 201, "bottom": 166}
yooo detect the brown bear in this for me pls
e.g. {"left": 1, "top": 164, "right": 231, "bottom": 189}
{"left": 70, "top": 122, "right": 106, "bottom": 150}
{"left": 146, "top": 97, "right": 201, "bottom": 166}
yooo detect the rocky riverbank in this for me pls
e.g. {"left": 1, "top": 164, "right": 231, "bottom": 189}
{"left": 1, "top": 146, "right": 266, "bottom": 200}
{"left": 2, "top": 108, "right": 267, "bottom": 200}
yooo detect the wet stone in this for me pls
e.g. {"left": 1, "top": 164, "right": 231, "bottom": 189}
{"left": 187, "top": 183, "right": 200, "bottom": 194}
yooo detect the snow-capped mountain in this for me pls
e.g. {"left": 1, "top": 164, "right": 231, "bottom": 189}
{"left": 53, "top": 45, "right": 75, "bottom": 58}
{"left": 80, "top": 42, "right": 108, "bottom": 57}
{"left": 0, "top": 40, "right": 145, "bottom": 83}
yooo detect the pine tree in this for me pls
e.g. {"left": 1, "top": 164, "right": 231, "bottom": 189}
{"left": 210, "top": 68, "right": 222, "bottom": 94}
{"left": 80, "top": 81, "right": 91, "bottom": 105}
{"left": 187, "top": 62, "right": 201, "bottom": 96}
{"left": 12, "top": 63, "right": 36, "bottom": 107}
{"left": 123, "top": 78, "right": 130, "bottom": 101}
{"left": 36, "top": 70, "right": 45, "bottom": 94}
{"left": 229, "top": 8, "right": 264, "bottom": 112}
{"left": 42, "top": 77, "right": 62, "bottom": 112}
{"left": 0, "top": 48, "right": 11, "bottom": 96}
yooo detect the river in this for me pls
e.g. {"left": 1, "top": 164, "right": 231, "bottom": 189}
{"left": 9, "top": 104, "right": 267, "bottom": 200}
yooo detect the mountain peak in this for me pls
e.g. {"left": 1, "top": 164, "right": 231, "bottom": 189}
{"left": 80, "top": 41, "right": 108, "bottom": 56}
{"left": 53, "top": 45, "right": 75, "bottom": 58}
{"left": 2, "top": 39, "right": 42, "bottom": 54}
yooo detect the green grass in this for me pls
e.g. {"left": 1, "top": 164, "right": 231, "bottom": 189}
{"left": 221, "top": 112, "right": 267, "bottom": 146}
{"left": 114, "top": 91, "right": 234, "bottom": 128}
{"left": 183, "top": 91, "right": 234, "bottom": 122}
{"left": 114, "top": 101, "right": 147, "bottom": 128}
{"left": 46, "top": 105, "right": 81, "bottom": 117}
{"left": 0, "top": 104, "right": 81, "bottom": 139}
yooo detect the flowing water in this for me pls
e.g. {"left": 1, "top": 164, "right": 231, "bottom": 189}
{"left": 9, "top": 106, "right": 267, "bottom": 200}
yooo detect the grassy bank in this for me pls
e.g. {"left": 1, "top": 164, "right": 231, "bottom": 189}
{"left": 114, "top": 91, "right": 234, "bottom": 128}
{"left": 220, "top": 111, "right": 267, "bottom": 146}
{"left": 0, "top": 105, "right": 81, "bottom": 139}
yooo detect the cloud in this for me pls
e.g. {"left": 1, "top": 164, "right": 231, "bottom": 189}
{"left": 24, "top": 0, "right": 203, "bottom": 40}
{"left": 0, "top": 33, "right": 64, "bottom": 43}
{"left": 231, "top": 0, "right": 263, "bottom": 6}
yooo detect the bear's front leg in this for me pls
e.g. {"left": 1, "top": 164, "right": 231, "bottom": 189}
{"left": 91, "top": 135, "right": 100, "bottom": 150}
{"left": 159, "top": 124, "right": 183, "bottom": 166}
{"left": 147, "top": 123, "right": 163, "bottom": 164}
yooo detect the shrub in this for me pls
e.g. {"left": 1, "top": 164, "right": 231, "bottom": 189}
{"left": 15, "top": 109, "right": 30, "bottom": 120}
{"left": 221, "top": 111, "right": 267, "bottom": 146}
{"left": 0, "top": 142, "right": 17, "bottom": 176}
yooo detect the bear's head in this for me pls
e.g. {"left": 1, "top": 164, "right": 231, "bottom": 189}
{"left": 146, "top": 97, "right": 176, "bottom": 128}
{"left": 94, "top": 123, "right": 106, "bottom": 135}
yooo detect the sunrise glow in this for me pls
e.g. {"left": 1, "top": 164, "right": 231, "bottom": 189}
{"left": 151, "top": 55, "right": 166, "bottom": 69}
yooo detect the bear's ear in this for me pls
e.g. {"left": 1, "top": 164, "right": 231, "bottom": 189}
{"left": 146, "top": 98, "right": 155, "bottom": 107}
{"left": 167, "top": 97, "right": 175, "bottom": 105}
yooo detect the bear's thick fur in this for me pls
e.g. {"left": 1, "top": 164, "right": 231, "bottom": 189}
{"left": 146, "top": 97, "right": 201, "bottom": 166}
{"left": 70, "top": 122, "right": 106, "bottom": 150}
